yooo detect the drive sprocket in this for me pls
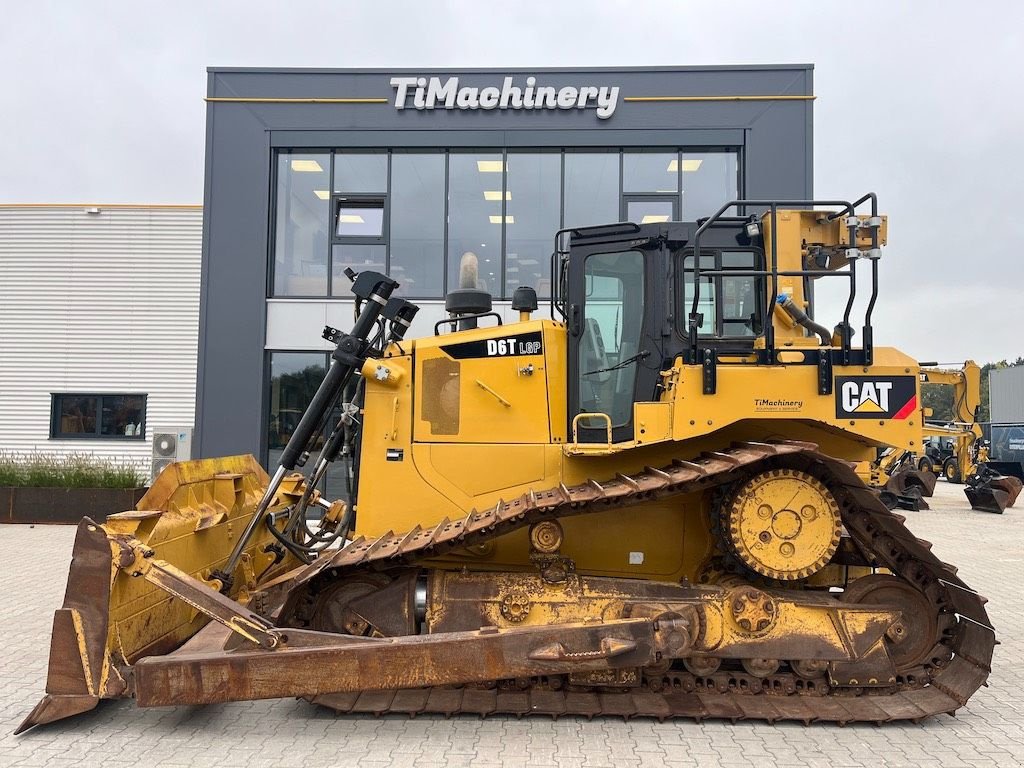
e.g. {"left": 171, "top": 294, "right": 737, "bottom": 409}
{"left": 724, "top": 468, "right": 841, "bottom": 580}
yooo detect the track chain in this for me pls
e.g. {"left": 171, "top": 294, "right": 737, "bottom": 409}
{"left": 292, "top": 440, "right": 995, "bottom": 724}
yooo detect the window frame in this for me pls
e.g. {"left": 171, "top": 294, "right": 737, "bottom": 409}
{"left": 675, "top": 247, "right": 766, "bottom": 340}
{"left": 49, "top": 393, "right": 148, "bottom": 441}
{"left": 269, "top": 147, "right": 742, "bottom": 302}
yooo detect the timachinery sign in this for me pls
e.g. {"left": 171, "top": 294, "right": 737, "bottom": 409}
{"left": 390, "top": 76, "right": 621, "bottom": 119}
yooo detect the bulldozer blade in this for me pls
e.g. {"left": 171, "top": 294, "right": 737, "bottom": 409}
{"left": 965, "top": 485, "right": 1011, "bottom": 514}
{"left": 18, "top": 455, "right": 296, "bottom": 734}
{"left": 885, "top": 469, "right": 936, "bottom": 498}
{"left": 17, "top": 518, "right": 114, "bottom": 734}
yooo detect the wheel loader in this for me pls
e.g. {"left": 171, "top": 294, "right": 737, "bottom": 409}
{"left": 19, "top": 194, "right": 994, "bottom": 732}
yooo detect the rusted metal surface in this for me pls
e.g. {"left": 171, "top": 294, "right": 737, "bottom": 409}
{"left": 885, "top": 468, "right": 936, "bottom": 498}
{"left": 132, "top": 620, "right": 658, "bottom": 707}
{"left": 15, "top": 519, "right": 114, "bottom": 733}
{"left": 966, "top": 474, "right": 1023, "bottom": 513}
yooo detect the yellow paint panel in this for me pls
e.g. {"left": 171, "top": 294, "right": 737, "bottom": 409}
{"left": 427, "top": 444, "right": 546, "bottom": 498}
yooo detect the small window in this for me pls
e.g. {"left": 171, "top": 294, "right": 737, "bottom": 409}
{"left": 51, "top": 394, "right": 147, "bottom": 440}
{"left": 334, "top": 199, "right": 385, "bottom": 238}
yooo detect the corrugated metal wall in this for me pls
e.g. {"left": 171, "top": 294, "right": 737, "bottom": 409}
{"left": 990, "top": 366, "right": 1024, "bottom": 424}
{"left": 0, "top": 205, "right": 201, "bottom": 473}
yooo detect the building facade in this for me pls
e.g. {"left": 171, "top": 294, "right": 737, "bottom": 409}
{"left": 0, "top": 205, "right": 201, "bottom": 474}
{"left": 199, "top": 65, "right": 814, "bottom": 484}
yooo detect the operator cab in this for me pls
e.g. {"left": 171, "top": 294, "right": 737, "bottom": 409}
{"left": 559, "top": 219, "right": 765, "bottom": 443}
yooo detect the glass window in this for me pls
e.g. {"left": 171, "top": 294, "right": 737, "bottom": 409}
{"left": 51, "top": 394, "right": 146, "bottom": 439}
{"left": 332, "top": 244, "right": 386, "bottom": 295}
{"left": 505, "top": 152, "right": 560, "bottom": 297}
{"left": 390, "top": 153, "right": 445, "bottom": 298}
{"left": 722, "top": 276, "right": 759, "bottom": 336}
{"left": 680, "top": 152, "right": 739, "bottom": 220}
{"left": 580, "top": 250, "right": 645, "bottom": 427}
{"left": 100, "top": 396, "right": 146, "bottom": 437}
{"left": 273, "top": 153, "right": 330, "bottom": 296}
{"left": 626, "top": 199, "right": 674, "bottom": 224}
{"left": 267, "top": 353, "right": 328, "bottom": 469}
{"left": 334, "top": 199, "right": 384, "bottom": 237}
{"left": 681, "top": 251, "right": 762, "bottom": 337}
{"left": 682, "top": 255, "right": 716, "bottom": 335}
{"left": 564, "top": 152, "right": 619, "bottom": 228}
{"left": 623, "top": 152, "right": 678, "bottom": 194}
{"left": 448, "top": 152, "right": 503, "bottom": 295}
{"left": 333, "top": 153, "right": 387, "bottom": 193}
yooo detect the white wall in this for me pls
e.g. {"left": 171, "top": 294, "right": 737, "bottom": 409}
{"left": 0, "top": 205, "right": 201, "bottom": 473}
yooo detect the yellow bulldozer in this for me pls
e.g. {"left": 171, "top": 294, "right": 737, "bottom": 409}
{"left": 19, "top": 194, "right": 993, "bottom": 732}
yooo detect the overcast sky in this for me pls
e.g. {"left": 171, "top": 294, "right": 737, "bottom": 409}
{"left": 2, "top": 1, "right": 1021, "bottom": 363}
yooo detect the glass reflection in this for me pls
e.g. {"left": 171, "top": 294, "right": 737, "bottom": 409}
{"left": 505, "top": 153, "right": 560, "bottom": 297}
{"left": 564, "top": 152, "right": 619, "bottom": 228}
{"left": 333, "top": 153, "right": 387, "bottom": 193}
{"left": 623, "top": 152, "right": 678, "bottom": 194}
{"left": 680, "top": 152, "right": 738, "bottom": 220}
{"left": 390, "top": 153, "right": 445, "bottom": 297}
{"left": 332, "top": 245, "right": 386, "bottom": 295}
{"left": 267, "top": 353, "right": 328, "bottom": 469}
{"left": 448, "top": 153, "right": 503, "bottom": 294}
{"left": 273, "top": 153, "right": 330, "bottom": 296}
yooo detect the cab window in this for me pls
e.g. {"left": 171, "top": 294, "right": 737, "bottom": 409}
{"left": 580, "top": 250, "right": 645, "bottom": 427}
{"left": 680, "top": 250, "right": 763, "bottom": 339}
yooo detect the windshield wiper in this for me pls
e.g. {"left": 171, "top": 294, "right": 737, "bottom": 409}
{"left": 583, "top": 350, "right": 650, "bottom": 377}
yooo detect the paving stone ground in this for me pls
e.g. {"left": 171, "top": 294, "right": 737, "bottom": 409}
{"left": 2, "top": 479, "right": 1023, "bottom": 767}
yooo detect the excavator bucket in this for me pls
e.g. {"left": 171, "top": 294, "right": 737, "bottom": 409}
{"left": 965, "top": 484, "right": 1010, "bottom": 514}
{"left": 17, "top": 456, "right": 294, "bottom": 734}
{"left": 965, "top": 474, "right": 1022, "bottom": 514}
{"left": 882, "top": 468, "right": 936, "bottom": 510}
{"left": 988, "top": 475, "right": 1023, "bottom": 507}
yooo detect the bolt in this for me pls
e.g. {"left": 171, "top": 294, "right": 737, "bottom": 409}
{"left": 759, "top": 531, "right": 771, "bottom": 543}
{"left": 763, "top": 601, "right": 774, "bottom": 614}
{"left": 739, "top": 618, "right": 752, "bottom": 632}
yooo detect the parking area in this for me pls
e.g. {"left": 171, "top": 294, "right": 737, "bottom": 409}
{"left": 1, "top": 479, "right": 1023, "bottom": 768}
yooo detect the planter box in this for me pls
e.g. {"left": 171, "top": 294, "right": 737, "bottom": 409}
{"left": 1, "top": 486, "right": 148, "bottom": 525}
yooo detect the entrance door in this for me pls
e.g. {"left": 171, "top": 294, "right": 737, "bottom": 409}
{"left": 622, "top": 195, "right": 679, "bottom": 226}
{"left": 566, "top": 238, "right": 663, "bottom": 445}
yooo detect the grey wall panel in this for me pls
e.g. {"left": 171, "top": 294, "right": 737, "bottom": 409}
{"left": 990, "top": 367, "right": 1024, "bottom": 424}
{"left": 196, "top": 103, "right": 271, "bottom": 459}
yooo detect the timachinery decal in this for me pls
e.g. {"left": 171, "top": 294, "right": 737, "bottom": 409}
{"left": 440, "top": 331, "right": 544, "bottom": 360}
{"left": 835, "top": 376, "right": 917, "bottom": 420}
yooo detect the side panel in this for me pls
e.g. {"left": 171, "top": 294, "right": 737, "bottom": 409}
{"left": 670, "top": 347, "right": 922, "bottom": 454}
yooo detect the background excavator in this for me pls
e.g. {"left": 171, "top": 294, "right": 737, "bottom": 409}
{"left": 917, "top": 362, "right": 1021, "bottom": 512}
{"left": 20, "top": 195, "right": 994, "bottom": 732}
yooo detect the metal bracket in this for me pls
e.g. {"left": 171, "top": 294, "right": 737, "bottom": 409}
{"left": 818, "top": 350, "right": 833, "bottom": 395}
{"left": 702, "top": 348, "right": 717, "bottom": 395}
{"left": 116, "top": 539, "right": 281, "bottom": 649}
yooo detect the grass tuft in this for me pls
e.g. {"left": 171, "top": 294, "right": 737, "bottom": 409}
{"left": 0, "top": 451, "right": 143, "bottom": 489}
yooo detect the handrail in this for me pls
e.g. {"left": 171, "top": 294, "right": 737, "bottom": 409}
{"left": 689, "top": 196, "right": 883, "bottom": 364}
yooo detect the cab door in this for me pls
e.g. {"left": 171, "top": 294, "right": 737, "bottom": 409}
{"left": 566, "top": 237, "right": 663, "bottom": 443}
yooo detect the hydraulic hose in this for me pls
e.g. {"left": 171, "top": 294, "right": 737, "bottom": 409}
{"left": 776, "top": 295, "right": 831, "bottom": 346}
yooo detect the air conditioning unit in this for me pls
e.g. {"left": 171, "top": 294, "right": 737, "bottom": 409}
{"left": 151, "top": 427, "right": 193, "bottom": 482}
